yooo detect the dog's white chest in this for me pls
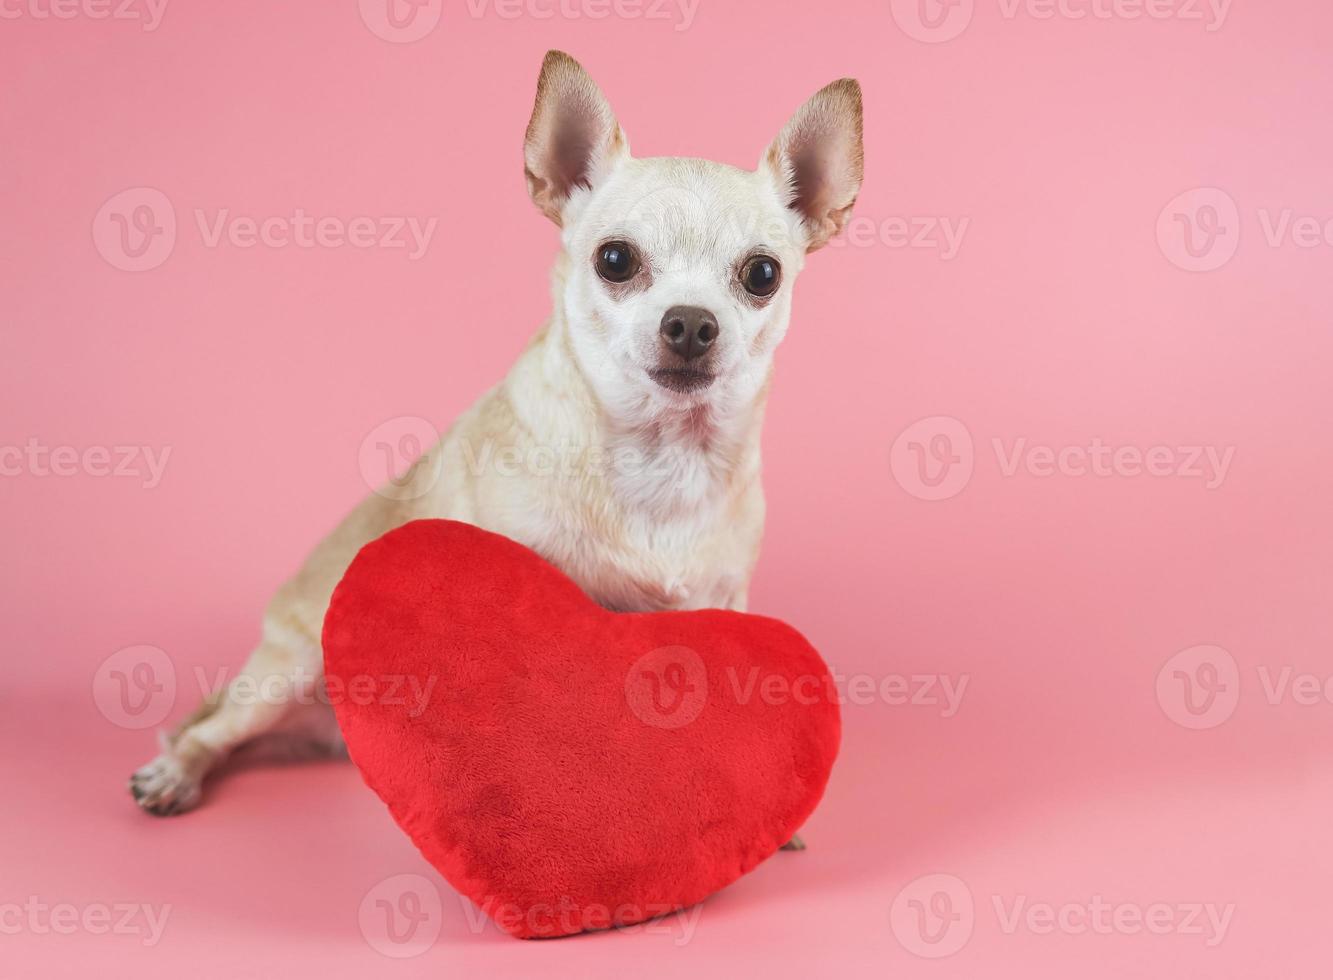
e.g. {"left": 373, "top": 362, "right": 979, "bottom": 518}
{"left": 546, "top": 516, "right": 749, "bottom": 613}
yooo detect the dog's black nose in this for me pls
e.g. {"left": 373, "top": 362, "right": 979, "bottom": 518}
{"left": 659, "top": 306, "right": 718, "bottom": 362}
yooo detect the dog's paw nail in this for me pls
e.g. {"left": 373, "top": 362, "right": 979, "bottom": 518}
{"left": 129, "top": 751, "right": 203, "bottom": 816}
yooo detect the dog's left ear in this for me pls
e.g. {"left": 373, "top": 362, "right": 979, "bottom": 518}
{"left": 524, "top": 50, "right": 630, "bottom": 226}
{"left": 761, "top": 79, "right": 864, "bottom": 252}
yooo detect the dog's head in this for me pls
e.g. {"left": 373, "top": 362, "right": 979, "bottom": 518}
{"left": 524, "top": 51, "right": 862, "bottom": 418}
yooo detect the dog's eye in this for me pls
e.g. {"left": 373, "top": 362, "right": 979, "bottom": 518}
{"left": 741, "top": 255, "right": 781, "bottom": 298}
{"left": 595, "top": 241, "right": 639, "bottom": 284}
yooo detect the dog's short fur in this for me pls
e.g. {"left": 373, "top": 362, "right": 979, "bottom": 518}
{"left": 130, "top": 51, "right": 863, "bottom": 817}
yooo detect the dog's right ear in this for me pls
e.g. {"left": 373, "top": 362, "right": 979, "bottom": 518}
{"left": 523, "top": 51, "right": 630, "bottom": 227}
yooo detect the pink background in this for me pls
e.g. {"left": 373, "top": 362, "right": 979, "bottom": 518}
{"left": 4, "top": 0, "right": 1331, "bottom": 976}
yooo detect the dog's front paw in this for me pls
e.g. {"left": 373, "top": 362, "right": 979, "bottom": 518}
{"left": 129, "top": 749, "right": 204, "bottom": 817}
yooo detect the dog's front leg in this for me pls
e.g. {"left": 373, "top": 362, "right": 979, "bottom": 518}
{"left": 129, "top": 487, "right": 417, "bottom": 815}
{"left": 128, "top": 624, "right": 325, "bottom": 815}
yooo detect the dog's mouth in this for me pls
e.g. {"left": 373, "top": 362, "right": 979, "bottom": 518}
{"left": 648, "top": 367, "right": 715, "bottom": 394}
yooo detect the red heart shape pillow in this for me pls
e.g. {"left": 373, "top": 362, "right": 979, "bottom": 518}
{"left": 323, "top": 519, "right": 840, "bottom": 939}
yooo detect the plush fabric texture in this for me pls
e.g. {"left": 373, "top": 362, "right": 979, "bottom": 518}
{"left": 322, "top": 519, "right": 840, "bottom": 939}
